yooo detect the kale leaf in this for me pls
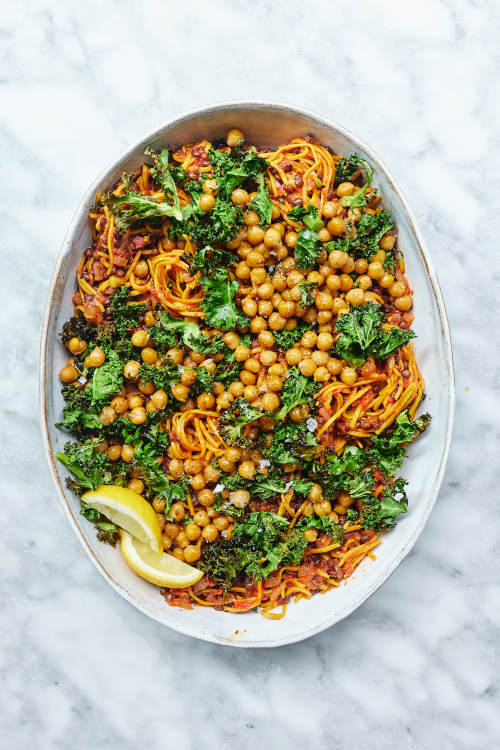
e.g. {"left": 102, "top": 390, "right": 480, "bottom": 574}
{"left": 360, "top": 477, "right": 408, "bottom": 532}
{"left": 200, "top": 269, "right": 249, "bottom": 330}
{"left": 275, "top": 368, "right": 321, "bottom": 421}
{"left": 288, "top": 204, "right": 324, "bottom": 231}
{"left": 272, "top": 321, "right": 313, "bottom": 350}
{"left": 294, "top": 228, "right": 322, "bottom": 269}
{"left": 191, "top": 245, "right": 236, "bottom": 276}
{"left": 219, "top": 398, "right": 264, "bottom": 447}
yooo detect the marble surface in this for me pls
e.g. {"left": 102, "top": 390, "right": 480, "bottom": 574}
{"left": 1, "top": 0, "right": 499, "bottom": 747}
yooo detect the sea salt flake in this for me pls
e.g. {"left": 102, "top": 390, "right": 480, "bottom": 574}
{"left": 306, "top": 417, "right": 318, "bottom": 432}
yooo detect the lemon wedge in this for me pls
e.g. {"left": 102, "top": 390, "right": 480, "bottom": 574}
{"left": 82, "top": 485, "right": 162, "bottom": 553}
{"left": 120, "top": 531, "right": 203, "bottom": 588}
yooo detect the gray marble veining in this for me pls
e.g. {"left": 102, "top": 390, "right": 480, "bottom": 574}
{"left": 1, "top": 0, "right": 499, "bottom": 748}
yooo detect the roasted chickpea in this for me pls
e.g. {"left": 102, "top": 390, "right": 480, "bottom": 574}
{"left": 140, "top": 347, "right": 157, "bottom": 364}
{"left": 367, "top": 261, "right": 384, "bottom": 280}
{"left": 327, "top": 357, "right": 343, "bottom": 375}
{"left": 127, "top": 395, "right": 143, "bottom": 410}
{"left": 107, "top": 444, "right": 122, "bottom": 461}
{"left": 336, "top": 182, "right": 354, "bottom": 197}
{"left": 180, "top": 368, "right": 196, "bottom": 387}
{"left": 202, "top": 524, "right": 219, "bottom": 542}
{"left": 59, "top": 364, "right": 78, "bottom": 383}
{"left": 286, "top": 348, "right": 302, "bottom": 365}
{"left": 341, "top": 367, "right": 357, "bottom": 386}
{"left": 167, "top": 502, "right": 184, "bottom": 523}
{"left": 138, "top": 379, "right": 155, "bottom": 395}
{"left": 128, "top": 478, "right": 144, "bottom": 494}
{"left": 317, "top": 332, "right": 334, "bottom": 351}
{"left": 68, "top": 337, "right": 87, "bottom": 355}
{"left": 327, "top": 217, "right": 344, "bottom": 236}
{"left": 268, "top": 312, "right": 286, "bottom": 331}
{"left": 199, "top": 193, "right": 215, "bottom": 212}
{"left": 326, "top": 274, "right": 341, "bottom": 292}
{"left": 238, "top": 460, "right": 255, "bottom": 480}
{"left": 284, "top": 230, "right": 298, "bottom": 248}
{"left": 322, "top": 201, "right": 338, "bottom": 219}
{"left": 357, "top": 275, "right": 372, "bottom": 291}
{"left": 246, "top": 250, "right": 265, "bottom": 268}
{"left": 266, "top": 374, "right": 283, "bottom": 392}
{"left": 345, "top": 288, "right": 365, "bottom": 306}
{"left": 379, "top": 272, "right": 394, "bottom": 289}
{"left": 299, "top": 358, "right": 317, "bottom": 377}
{"left": 332, "top": 298, "right": 349, "bottom": 315}
{"left": 315, "top": 291, "right": 334, "bottom": 310}
{"left": 389, "top": 281, "right": 406, "bottom": 298}
{"left": 339, "top": 274, "right": 354, "bottom": 292}
{"left": 304, "top": 528, "right": 318, "bottom": 543}
{"left": 186, "top": 524, "right": 202, "bottom": 542}
{"left": 394, "top": 294, "right": 413, "bottom": 311}
{"left": 131, "top": 329, "right": 149, "bottom": 348}
{"left": 168, "top": 348, "right": 185, "bottom": 365}
{"left": 231, "top": 187, "right": 249, "bottom": 206}
{"left": 311, "top": 350, "right": 329, "bottom": 366}
{"left": 123, "top": 360, "right": 140, "bottom": 380}
{"left": 314, "top": 366, "right": 330, "bottom": 382}
{"left": 129, "top": 406, "right": 146, "bottom": 425}
{"left": 196, "top": 392, "right": 215, "bottom": 410}
{"left": 301, "top": 330, "right": 318, "bottom": 349}
{"left": 198, "top": 489, "right": 215, "bottom": 507}
{"left": 264, "top": 227, "right": 281, "bottom": 247}
{"left": 228, "top": 381, "right": 244, "bottom": 397}
{"left": 244, "top": 210, "right": 260, "bottom": 226}
{"left": 318, "top": 227, "right": 332, "bottom": 243}
{"left": 149, "top": 389, "right": 167, "bottom": 410}
{"left": 121, "top": 444, "right": 135, "bottom": 463}
{"left": 354, "top": 258, "right": 368, "bottom": 274}
{"left": 247, "top": 225, "right": 265, "bottom": 245}
{"left": 227, "top": 128, "right": 244, "bottom": 147}
{"left": 235, "top": 261, "right": 251, "bottom": 280}
{"left": 272, "top": 273, "right": 287, "bottom": 291}
{"left": 379, "top": 233, "right": 396, "bottom": 251}
{"left": 85, "top": 347, "right": 106, "bottom": 369}
{"left": 183, "top": 545, "right": 201, "bottom": 563}
{"left": 314, "top": 499, "right": 332, "bottom": 516}
{"left": 289, "top": 404, "right": 309, "bottom": 423}
{"left": 162, "top": 534, "right": 173, "bottom": 551}
{"left": 98, "top": 406, "right": 116, "bottom": 426}
{"left": 243, "top": 385, "right": 258, "bottom": 402}
{"left": 261, "top": 392, "right": 280, "bottom": 412}
{"left": 171, "top": 383, "right": 189, "bottom": 402}
{"left": 258, "top": 330, "right": 275, "bottom": 348}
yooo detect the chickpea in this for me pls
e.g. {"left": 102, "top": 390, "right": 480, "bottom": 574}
{"left": 272, "top": 273, "right": 287, "bottom": 291}
{"left": 243, "top": 385, "right": 259, "bottom": 404}
{"left": 238, "top": 460, "right": 255, "bottom": 480}
{"left": 180, "top": 368, "right": 196, "bottom": 387}
{"left": 168, "top": 348, "right": 185, "bottom": 365}
{"left": 244, "top": 210, "right": 260, "bottom": 226}
{"left": 311, "top": 350, "right": 329, "bottom": 366}
{"left": 107, "top": 444, "right": 122, "bottom": 461}
{"left": 264, "top": 227, "right": 281, "bottom": 247}
{"left": 322, "top": 201, "right": 338, "bottom": 219}
{"left": 379, "top": 233, "right": 396, "bottom": 251}
{"left": 336, "top": 182, "right": 354, "bottom": 197}
{"left": 261, "top": 392, "right": 280, "bottom": 412}
{"left": 59, "top": 364, "right": 78, "bottom": 383}
{"left": 338, "top": 491, "right": 354, "bottom": 508}
{"left": 257, "top": 281, "right": 274, "bottom": 300}
{"left": 198, "top": 488, "right": 215, "bottom": 507}
{"left": 229, "top": 381, "right": 244, "bottom": 397}
{"left": 131, "top": 329, "right": 149, "bottom": 348}
{"left": 235, "top": 261, "right": 251, "bottom": 280}
{"left": 243, "top": 358, "right": 259, "bottom": 374}
{"left": 167, "top": 502, "right": 185, "bottom": 523}
{"left": 317, "top": 332, "right": 334, "bottom": 351}
{"left": 184, "top": 545, "right": 201, "bottom": 564}
{"left": 315, "top": 291, "right": 334, "bottom": 310}
{"left": 196, "top": 392, "right": 215, "bottom": 410}
{"left": 318, "top": 227, "right": 332, "bottom": 243}
{"left": 171, "top": 383, "right": 189, "bottom": 402}
{"left": 345, "top": 288, "right": 366, "bottom": 306}
{"left": 303, "top": 501, "right": 314, "bottom": 516}
{"left": 231, "top": 188, "right": 249, "bottom": 206}
{"left": 152, "top": 496, "right": 166, "bottom": 515}
{"left": 218, "top": 455, "right": 236, "bottom": 473}
{"left": 186, "top": 523, "right": 202, "bottom": 542}
{"left": 129, "top": 406, "right": 146, "bottom": 425}
{"left": 268, "top": 362, "right": 285, "bottom": 376}
{"left": 339, "top": 274, "right": 354, "bottom": 292}
{"left": 184, "top": 459, "right": 203, "bottom": 476}
{"left": 227, "top": 128, "right": 244, "bottom": 147}
{"left": 332, "top": 298, "right": 349, "bottom": 315}
{"left": 121, "top": 444, "right": 135, "bottom": 463}
{"left": 379, "top": 272, "right": 394, "bottom": 289}
{"left": 258, "top": 350, "right": 275, "bottom": 368}
{"left": 354, "top": 258, "right": 368, "bottom": 274}
{"left": 357, "top": 275, "right": 372, "bottom": 291}
{"left": 258, "top": 330, "right": 275, "bottom": 348}
{"left": 389, "top": 281, "right": 406, "bottom": 298}
{"left": 171, "top": 547, "right": 185, "bottom": 561}
{"left": 240, "top": 298, "right": 257, "bottom": 318}
{"left": 240, "top": 370, "right": 256, "bottom": 386}
{"left": 304, "top": 528, "right": 319, "bottom": 543}
{"left": 394, "top": 294, "right": 413, "bottom": 311}
{"left": 140, "top": 347, "right": 157, "bottom": 365}
{"left": 128, "top": 478, "right": 144, "bottom": 494}
{"left": 314, "top": 366, "right": 329, "bottom": 382}
{"left": 286, "top": 348, "right": 302, "bottom": 365}
{"left": 327, "top": 358, "right": 343, "bottom": 375}
{"left": 271, "top": 204, "right": 281, "bottom": 220}
{"left": 343, "top": 256, "right": 355, "bottom": 274}
{"left": 319, "top": 263, "right": 333, "bottom": 278}
{"left": 372, "top": 250, "right": 386, "bottom": 264}
{"left": 68, "top": 337, "right": 87, "bottom": 355}
{"left": 284, "top": 230, "right": 298, "bottom": 248}
{"left": 341, "top": 367, "right": 357, "bottom": 386}
{"left": 202, "top": 524, "right": 219, "bottom": 542}
{"left": 289, "top": 404, "right": 309, "bottom": 423}
{"left": 247, "top": 225, "right": 265, "bottom": 245}
{"left": 199, "top": 193, "right": 215, "bottom": 212}
{"left": 162, "top": 535, "right": 173, "bottom": 551}
{"left": 317, "top": 312, "right": 333, "bottom": 325}
{"left": 246, "top": 250, "right": 265, "bottom": 268}
{"left": 148, "top": 389, "right": 167, "bottom": 410}
{"left": 138, "top": 379, "right": 155, "bottom": 395}
{"left": 307, "top": 483, "right": 323, "bottom": 502}
{"left": 166, "top": 459, "right": 182, "bottom": 479}
{"left": 328, "top": 250, "right": 348, "bottom": 269}
{"left": 367, "top": 261, "right": 384, "bottom": 280}
{"left": 249, "top": 316, "right": 266, "bottom": 333}
{"left": 268, "top": 312, "right": 286, "bottom": 331}
{"left": 123, "top": 360, "right": 140, "bottom": 380}
{"left": 301, "top": 331, "right": 318, "bottom": 348}
{"left": 266, "top": 374, "right": 283, "bottom": 392}
{"left": 327, "top": 216, "right": 345, "bottom": 236}
{"left": 299, "top": 358, "right": 317, "bottom": 377}
{"left": 84, "top": 347, "right": 105, "bottom": 369}
{"left": 278, "top": 300, "right": 296, "bottom": 318}
{"left": 98, "top": 406, "right": 115, "bottom": 426}
{"left": 314, "top": 499, "right": 332, "bottom": 516}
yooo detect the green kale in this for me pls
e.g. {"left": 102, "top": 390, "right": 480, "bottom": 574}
{"left": 219, "top": 398, "right": 264, "bottom": 448}
{"left": 109, "top": 286, "right": 147, "bottom": 336}
{"left": 190, "top": 366, "right": 214, "bottom": 398}
{"left": 334, "top": 303, "right": 415, "bottom": 367}
{"left": 334, "top": 154, "right": 365, "bottom": 186}
{"left": 211, "top": 495, "right": 245, "bottom": 521}
{"left": 187, "top": 198, "right": 243, "bottom": 246}
{"left": 139, "top": 360, "right": 181, "bottom": 391}
{"left": 146, "top": 147, "right": 184, "bottom": 220}
{"left": 293, "top": 478, "right": 314, "bottom": 496}
{"left": 170, "top": 166, "right": 188, "bottom": 184}
{"left": 250, "top": 173, "right": 272, "bottom": 227}
{"left": 90, "top": 349, "right": 123, "bottom": 403}
{"left": 325, "top": 211, "right": 394, "bottom": 266}
{"left": 191, "top": 245, "right": 236, "bottom": 276}
{"left": 59, "top": 316, "right": 94, "bottom": 347}
{"left": 297, "top": 515, "right": 344, "bottom": 544}
{"left": 56, "top": 384, "right": 103, "bottom": 437}
{"left": 275, "top": 368, "right": 321, "bottom": 421}
{"left": 345, "top": 508, "right": 359, "bottom": 523}
{"left": 199, "top": 269, "right": 249, "bottom": 330}
{"left": 288, "top": 204, "right": 324, "bottom": 231}
{"left": 152, "top": 310, "right": 225, "bottom": 354}
{"left": 368, "top": 410, "right": 431, "bottom": 476}
{"left": 337, "top": 156, "right": 373, "bottom": 209}
{"left": 263, "top": 421, "right": 317, "bottom": 466}
{"left": 81, "top": 503, "right": 119, "bottom": 545}
{"left": 56, "top": 439, "right": 113, "bottom": 494}
{"left": 294, "top": 228, "right": 322, "bottom": 269}
{"left": 298, "top": 281, "right": 316, "bottom": 307}
{"left": 272, "top": 321, "right": 313, "bottom": 350}
{"left": 360, "top": 477, "right": 408, "bottom": 532}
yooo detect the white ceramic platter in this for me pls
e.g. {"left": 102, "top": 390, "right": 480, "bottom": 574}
{"left": 39, "top": 101, "right": 454, "bottom": 647}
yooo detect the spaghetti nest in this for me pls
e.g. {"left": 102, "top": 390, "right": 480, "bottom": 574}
{"left": 57, "top": 129, "right": 429, "bottom": 619}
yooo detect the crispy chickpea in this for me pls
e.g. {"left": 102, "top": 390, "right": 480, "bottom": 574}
{"left": 394, "top": 294, "right": 413, "bottom": 311}
{"left": 218, "top": 455, "right": 236, "bottom": 473}
{"left": 183, "top": 545, "right": 201, "bottom": 563}
{"left": 180, "top": 368, "right": 196, "bottom": 387}
{"left": 140, "top": 347, "right": 157, "bottom": 364}
{"left": 231, "top": 187, "right": 249, "bottom": 206}
{"left": 199, "top": 193, "right": 215, "bottom": 212}
{"left": 328, "top": 358, "right": 343, "bottom": 375}
{"left": 339, "top": 274, "right": 354, "bottom": 292}
{"left": 87, "top": 347, "right": 106, "bottom": 370}
{"left": 234, "top": 345, "right": 251, "bottom": 362}
{"left": 203, "top": 465, "right": 219, "bottom": 485}
{"left": 272, "top": 273, "right": 287, "bottom": 291}
{"left": 307, "top": 483, "right": 323, "bottom": 502}
{"left": 258, "top": 330, "right": 275, "bottom": 348}
{"left": 198, "top": 488, "right": 215, "bottom": 507}
{"left": 129, "top": 406, "right": 146, "bottom": 425}
{"left": 244, "top": 210, "right": 260, "bottom": 226}
{"left": 343, "top": 256, "right": 355, "bottom": 274}
{"left": 212, "top": 516, "right": 229, "bottom": 532}
{"left": 345, "top": 288, "right": 365, "bottom": 306}
{"left": 264, "top": 227, "right": 281, "bottom": 247}
{"left": 299, "top": 358, "right": 317, "bottom": 377}
{"left": 304, "top": 528, "right": 318, "bottom": 543}
{"left": 127, "top": 395, "right": 143, "bottom": 410}
{"left": 98, "top": 406, "right": 116, "bottom": 426}
{"left": 128, "top": 478, "right": 144, "bottom": 494}
{"left": 243, "top": 357, "right": 260, "bottom": 374}
{"left": 246, "top": 250, "right": 265, "bottom": 268}
{"left": 302, "top": 330, "right": 318, "bottom": 348}
{"left": 131, "top": 329, "right": 149, "bottom": 348}
{"left": 336, "top": 182, "right": 354, "bottom": 197}
{"left": 312, "top": 350, "right": 329, "bottom": 366}
{"left": 186, "top": 524, "right": 202, "bottom": 542}
{"left": 68, "top": 337, "right": 87, "bottom": 355}
{"left": 286, "top": 348, "right": 302, "bottom": 365}
{"left": 389, "top": 281, "right": 406, "bottom": 298}
{"left": 318, "top": 227, "right": 332, "bottom": 243}
{"left": 107, "top": 444, "right": 122, "bottom": 461}
{"left": 238, "top": 460, "right": 255, "bottom": 480}
{"left": 59, "top": 364, "right": 78, "bottom": 383}
{"left": 229, "top": 380, "right": 244, "bottom": 397}
{"left": 367, "top": 261, "right": 384, "bottom": 280}
{"left": 123, "top": 360, "right": 140, "bottom": 380}
{"left": 277, "top": 300, "right": 295, "bottom": 319}
{"left": 317, "top": 332, "right": 334, "bottom": 351}
{"left": 227, "top": 128, "right": 244, "bottom": 147}
{"left": 133, "top": 259, "right": 149, "bottom": 279}
{"left": 327, "top": 216, "right": 344, "bottom": 236}
{"left": 354, "top": 258, "right": 368, "bottom": 274}
{"left": 149, "top": 389, "right": 167, "bottom": 410}
{"left": 314, "top": 366, "right": 330, "bottom": 382}
{"left": 138, "top": 379, "right": 155, "bottom": 395}
{"left": 153, "top": 496, "right": 166, "bottom": 515}
{"left": 243, "top": 385, "right": 258, "bottom": 402}
{"left": 322, "top": 201, "right": 338, "bottom": 219}
{"left": 314, "top": 499, "right": 332, "bottom": 516}
{"left": 268, "top": 362, "right": 285, "bottom": 376}
{"left": 168, "top": 348, "right": 185, "bottom": 365}
{"left": 341, "top": 367, "right": 357, "bottom": 386}
{"left": 332, "top": 298, "right": 349, "bottom": 315}
{"left": 197, "top": 392, "right": 215, "bottom": 410}
{"left": 240, "top": 370, "right": 256, "bottom": 386}
{"left": 194, "top": 509, "right": 210, "bottom": 528}
{"left": 379, "top": 233, "right": 396, "bottom": 251}
{"left": 317, "top": 312, "right": 333, "bottom": 325}
{"left": 247, "top": 225, "right": 265, "bottom": 245}
{"left": 328, "top": 250, "right": 348, "bottom": 269}
{"left": 379, "top": 272, "right": 394, "bottom": 289}
{"left": 241, "top": 298, "right": 257, "bottom": 317}
{"left": 284, "top": 230, "right": 298, "bottom": 248}
{"left": 261, "top": 392, "right": 280, "bottom": 412}
{"left": 326, "top": 274, "right": 341, "bottom": 292}
{"left": 121, "top": 444, "right": 135, "bottom": 463}
{"left": 202, "top": 524, "right": 218, "bottom": 542}
{"left": 268, "top": 312, "right": 286, "bottom": 331}
{"left": 289, "top": 404, "right": 309, "bottom": 423}
{"left": 222, "top": 331, "right": 240, "bottom": 351}
{"left": 303, "top": 500, "right": 314, "bottom": 516}
{"left": 171, "top": 547, "right": 185, "bottom": 561}
{"left": 259, "top": 350, "right": 276, "bottom": 367}
{"left": 372, "top": 250, "right": 386, "bottom": 264}
{"left": 357, "top": 275, "right": 372, "bottom": 290}
{"left": 266, "top": 374, "right": 283, "bottom": 392}
{"left": 162, "top": 534, "right": 173, "bottom": 551}
{"left": 250, "top": 316, "right": 267, "bottom": 333}
{"left": 168, "top": 502, "right": 185, "bottom": 523}
{"left": 223, "top": 446, "right": 241, "bottom": 463}
{"left": 190, "top": 473, "right": 205, "bottom": 492}
{"left": 315, "top": 291, "right": 334, "bottom": 310}
{"left": 183, "top": 459, "right": 202, "bottom": 477}
{"left": 235, "top": 261, "right": 251, "bottom": 280}
{"left": 171, "top": 383, "right": 189, "bottom": 402}
{"left": 271, "top": 204, "right": 281, "bottom": 220}
{"left": 319, "top": 263, "right": 333, "bottom": 278}
{"left": 257, "top": 281, "right": 274, "bottom": 300}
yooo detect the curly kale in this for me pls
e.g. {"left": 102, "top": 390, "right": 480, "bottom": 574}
{"left": 275, "top": 368, "right": 321, "bottom": 422}
{"left": 360, "top": 477, "right": 408, "bottom": 532}
{"left": 109, "top": 286, "right": 147, "bottom": 336}
{"left": 199, "top": 269, "right": 249, "bottom": 331}
{"left": 149, "top": 310, "right": 225, "bottom": 354}
{"left": 262, "top": 421, "right": 317, "bottom": 466}
{"left": 272, "top": 321, "right": 313, "bottom": 351}
{"left": 190, "top": 245, "right": 236, "bottom": 276}
{"left": 219, "top": 398, "right": 263, "bottom": 447}
{"left": 368, "top": 410, "right": 431, "bottom": 477}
